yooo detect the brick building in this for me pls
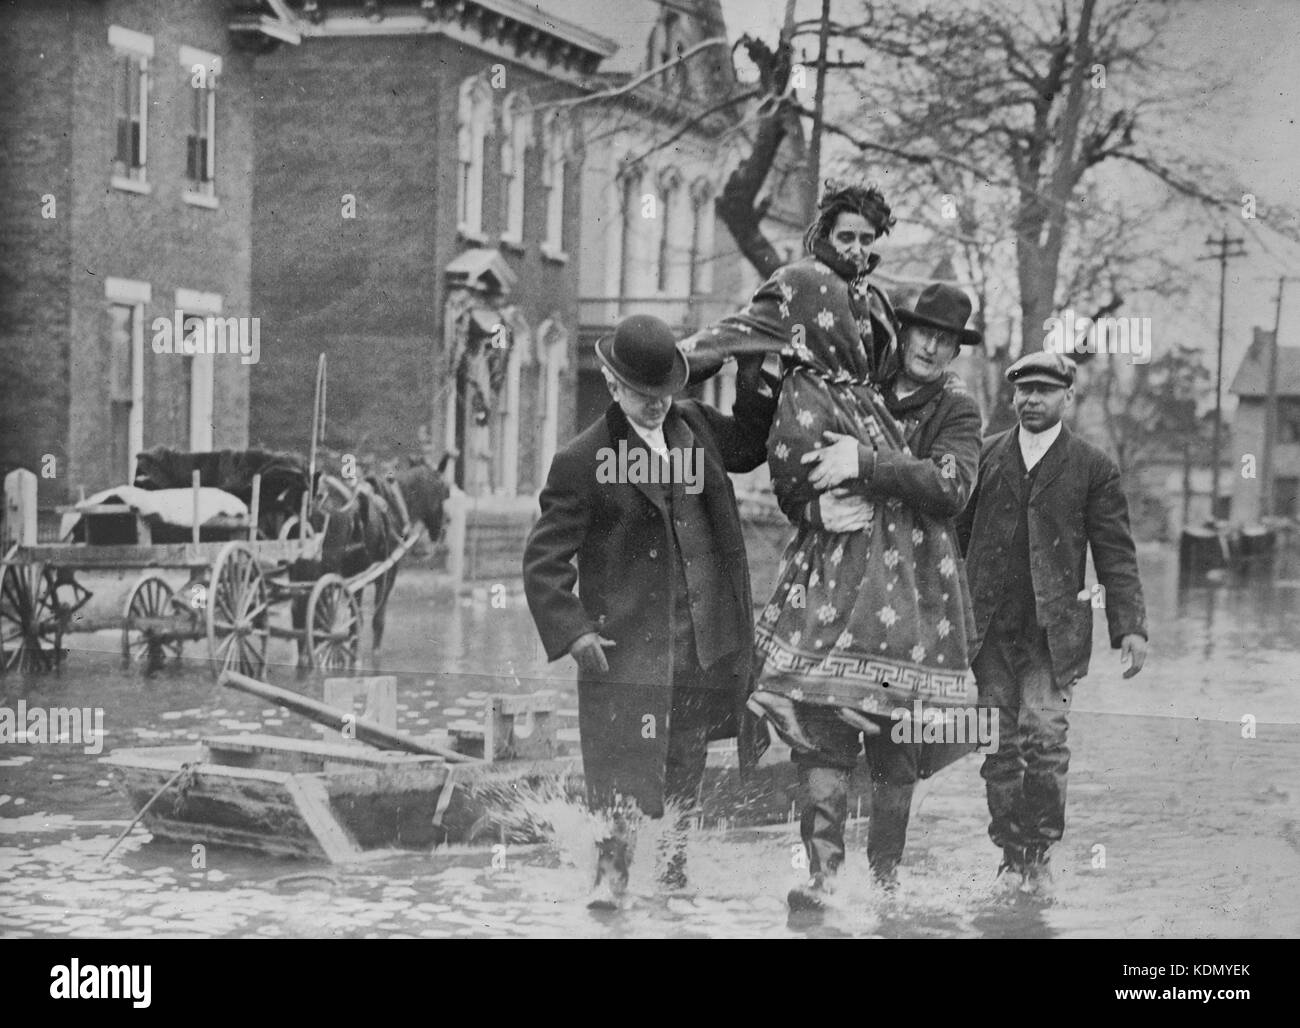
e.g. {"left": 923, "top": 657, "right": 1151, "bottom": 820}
{"left": 239, "top": 0, "right": 614, "bottom": 499}
{"left": 0, "top": 0, "right": 257, "bottom": 507}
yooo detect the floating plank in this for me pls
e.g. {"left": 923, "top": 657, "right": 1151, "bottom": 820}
{"left": 219, "top": 670, "right": 480, "bottom": 763}
{"left": 203, "top": 733, "right": 443, "bottom": 772}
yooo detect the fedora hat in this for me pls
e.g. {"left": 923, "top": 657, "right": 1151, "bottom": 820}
{"left": 897, "top": 283, "right": 982, "bottom": 347}
{"left": 595, "top": 314, "right": 689, "bottom": 397}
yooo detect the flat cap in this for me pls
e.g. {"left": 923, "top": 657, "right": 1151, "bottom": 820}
{"left": 1006, "top": 351, "right": 1076, "bottom": 388}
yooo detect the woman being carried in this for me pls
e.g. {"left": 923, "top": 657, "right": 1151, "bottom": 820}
{"left": 683, "top": 181, "right": 982, "bottom": 907}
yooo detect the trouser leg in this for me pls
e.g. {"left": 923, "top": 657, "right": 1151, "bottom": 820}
{"left": 1016, "top": 633, "right": 1074, "bottom": 849}
{"left": 974, "top": 629, "right": 1028, "bottom": 852}
{"left": 792, "top": 704, "right": 860, "bottom": 876}
{"left": 799, "top": 765, "right": 850, "bottom": 875}
{"left": 863, "top": 733, "right": 920, "bottom": 875}
{"left": 663, "top": 686, "right": 715, "bottom": 812}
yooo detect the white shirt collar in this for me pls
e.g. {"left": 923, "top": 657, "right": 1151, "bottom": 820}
{"left": 637, "top": 424, "right": 668, "bottom": 455}
{"left": 1017, "top": 420, "right": 1062, "bottom": 471}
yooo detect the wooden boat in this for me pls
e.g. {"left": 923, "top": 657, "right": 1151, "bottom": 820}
{"left": 101, "top": 673, "right": 873, "bottom": 863}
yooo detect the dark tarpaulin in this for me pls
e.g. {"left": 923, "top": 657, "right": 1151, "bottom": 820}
{"left": 132, "top": 447, "right": 311, "bottom": 524}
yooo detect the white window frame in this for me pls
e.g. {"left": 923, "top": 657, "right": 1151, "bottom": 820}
{"left": 616, "top": 161, "right": 645, "bottom": 298}
{"left": 499, "top": 94, "right": 532, "bottom": 248}
{"left": 654, "top": 167, "right": 683, "bottom": 294}
{"left": 457, "top": 76, "right": 492, "bottom": 242}
{"left": 689, "top": 177, "right": 716, "bottom": 294}
{"left": 180, "top": 45, "right": 220, "bottom": 207}
{"left": 541, "top": 113, "right": 569, "bottom": 262}
{"left": 109, "top": 27, "right": 153, "bottom": 194}
{"left": 176, "top": 289, "right": 222, "bottom": 451}
{"left": 105, "top": 277, "right": 151, "bottom": 481}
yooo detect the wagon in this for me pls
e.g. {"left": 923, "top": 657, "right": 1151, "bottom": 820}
{"left": 0, "top": 460, "right": 419, "bottom": 677}
{"left": 1, "top": 357, "right": 419, "bottom": 677}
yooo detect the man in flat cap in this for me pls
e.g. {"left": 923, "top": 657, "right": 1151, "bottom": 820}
{"left": 523, "top": 314, "right": 775, "bottom": 904}
{"left": 956, "top": 351, "right": 1148, "bottom": 882}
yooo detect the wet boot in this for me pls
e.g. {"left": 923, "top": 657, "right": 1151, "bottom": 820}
{"left": 1023, "top": 842, "right": 1052, "bottom": 884}
{"left": 588, "top": 805, "right": 638, "bottom": 910}
{"left": 788, "top": 765, "right": 849, "bottom": 910}
{"left": 787, "top": 872, "right": 835, "bottom": 911}
{"left": 996, "top": 843, "right": 1027, "bottom": 879}
{"left": 866, "top": 780, "right": 914, "bottom": 886}
{"left": 656, "top": 811, "right": 692, "bottom": 892}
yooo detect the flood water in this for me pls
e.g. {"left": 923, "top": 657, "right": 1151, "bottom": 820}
{"left": 2, "top": 547, "right": 1298, "bottom": 938}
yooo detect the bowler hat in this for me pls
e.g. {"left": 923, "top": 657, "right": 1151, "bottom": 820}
{"left": 1006, "top": 351, "right": 1077, "bottom": 388}
{"left": 897, "top": 283, "right": 982, "bottom": 346}
{"left": 595, "top": 314, "right": 689, "bottom": 397}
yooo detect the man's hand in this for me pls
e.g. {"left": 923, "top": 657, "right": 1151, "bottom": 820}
{"left": 1120, "top": 634, "right": 1148, "bottom": 679}
{"left": 569, "top": 631, "right": 617, "bottom": 674}
{"left": 802, "top": 431, "right": 862, "bottom": 492}
{"left": 819, "top": 487, "right": 872, "bottom": 533}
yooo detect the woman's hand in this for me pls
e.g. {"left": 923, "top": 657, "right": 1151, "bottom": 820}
{"left": 802, "top": 431, "right": 864, "bottom": 491}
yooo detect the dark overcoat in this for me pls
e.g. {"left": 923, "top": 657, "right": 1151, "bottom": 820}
{"left": 522, "top": 392, "right": 775, "bottom": 812}
{"left": 956, "top": 425, "right": 1148, "bottom": 687}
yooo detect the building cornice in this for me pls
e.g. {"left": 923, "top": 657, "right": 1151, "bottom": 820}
{"left": 229, "top": 1, "right": 618, "bottom": 78}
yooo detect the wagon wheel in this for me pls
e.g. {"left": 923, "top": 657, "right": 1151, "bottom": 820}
{"left": 0, "top": 561, "right": 66, "bottom": 673}
{"left": 305, "top": 573, "right": 361, "bottom": 671}
{"left": 121, "top": 574, "right": 185, "bottom": 673}
{"left": 206, "top": 541, "right": 269, "bottom": 679}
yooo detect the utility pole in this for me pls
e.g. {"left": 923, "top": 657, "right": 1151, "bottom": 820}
{"left": 1199, "top": 230, "right": 1247, "bottom": 520}
{"left": 808, "top": 0, "right": 832, "bottom": 191}
{"left": 1261, "top": 276, "right": 1299, "bottom": 520}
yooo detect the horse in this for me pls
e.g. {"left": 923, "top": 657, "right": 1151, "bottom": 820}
{"left": 291, "top": 457, "right": 449, "bottom": 666}
{"left": 386, "top": 455, "right": 451, "bottom": 546}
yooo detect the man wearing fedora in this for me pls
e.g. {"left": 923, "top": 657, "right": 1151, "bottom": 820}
{"left": 522, "top": 314, "right": 776, "bottom": 895}
{"left": 957, "top": 351, "right": 1149, "bottom": 882}
{"left": 779, "top": 283, "right": 985, "bottom": 900}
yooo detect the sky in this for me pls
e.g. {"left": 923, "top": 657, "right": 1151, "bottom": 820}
{"left": 715, "top": 0, "right": 1300, "bottom": 400}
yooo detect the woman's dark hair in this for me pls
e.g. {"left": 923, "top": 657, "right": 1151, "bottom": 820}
{"left": 803, "top": 179, "right": 896, "bottom": 253}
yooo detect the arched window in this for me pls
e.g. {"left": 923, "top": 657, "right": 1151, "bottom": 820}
{"left": 616, "top": 160, "right": 645, "bottom": 298}
{"left": 654, "top": 167, "right": 682, "bottom": 293}
{"left": 689, "top": 177, "right": 715, "bottom": 295}
{"left": 457, "top": 76, "right": 492, "bottom": 239}
{"left": 647, "top": 13, "right": 689, "bottom": 96}
{"left": 541, "top": 112, "right": 569, "bottom": 257}
{"left": 499, "top": 94, "right": 532, "bottom": 246}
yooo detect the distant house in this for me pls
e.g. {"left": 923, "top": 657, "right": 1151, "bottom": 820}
{"left": 0, "top": 0, "right": 257, "bottom": 506}
{"left": 1229, "top": 327, "right": 1300, "bottom": 521}
{"left": 238, "top": 0, "right": 615, "bottom": 499}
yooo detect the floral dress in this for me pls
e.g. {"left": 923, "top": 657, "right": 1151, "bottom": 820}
{"left": 682, "top": 243, "right": 975, "bottom": 722}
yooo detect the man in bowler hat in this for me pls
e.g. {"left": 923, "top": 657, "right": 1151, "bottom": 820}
{"left": 957, "top": 351, "right": 1149, "bottom": 880}
{"left": 523, "top": 314, "right": 775, "bottom": 899}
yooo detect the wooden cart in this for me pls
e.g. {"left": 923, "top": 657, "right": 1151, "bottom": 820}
{"left": 0, "top": 468, "right": 418, "bottom": 677}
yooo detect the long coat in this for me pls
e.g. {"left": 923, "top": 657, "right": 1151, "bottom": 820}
{"left": 956, "top": 425, "right": 1148, "bottom": 687}
{"left": 522, "top": 393, "right": 775, "bottom": 812}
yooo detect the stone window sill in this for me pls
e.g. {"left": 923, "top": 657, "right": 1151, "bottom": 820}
{"left": 112, "top": 175, "right": 151, "bottom": 195}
